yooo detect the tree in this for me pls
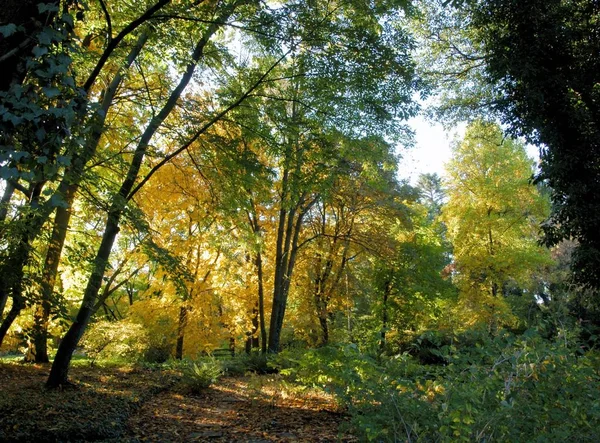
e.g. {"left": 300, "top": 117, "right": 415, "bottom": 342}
{"left": 46, "top": 0, "right": 272, "bottom": 387}
{"left": 468, "top": 0, "right": 600, "bottom": 291}
{"left": 442, "top": 120, "right": 551, "bottom": 331}
{"left": 417, "top": 172, "right": 445, "bottom": 219}
{"left": 0, "top": 0, "right": 174, "bottom": 351}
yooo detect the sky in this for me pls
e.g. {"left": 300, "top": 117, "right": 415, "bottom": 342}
{"left": 399, "top": 117, "right": 541, "bottom": 185}
{"left": 397, "top": 116, "right": 465, "bottom": 184}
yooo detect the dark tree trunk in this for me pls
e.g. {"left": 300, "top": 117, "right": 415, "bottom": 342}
{"left": 245, "top": 303, "right": 259, "bottom": 354}
{"left": 0, "top": 179, "right": 15, "bottom": 225}
{"left": 0, "top": 293, "right": 25, "bottom": 348}
{"left": 175, "top": 305, "right": 188, "bottom": 360}
{"left": 0, "top": 182, "right": 44, "bottom": 347}
{"left": 47, "top": 11, "right": 238, "bottom": 387}
{"left": 379, "top": 277, "right": 392, "bottom": 355}
{"left": 318, "top": 303, "right": 329, "bottom": 346}
{"left": 256, "top": 252, "right": 267, "bottom": 354}
{"left": 229, "top": 337, "right": 235, "bottom": 356}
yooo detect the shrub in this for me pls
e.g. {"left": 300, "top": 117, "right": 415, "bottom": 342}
{"left": 81, "top": 320, "right": 150, "bottom": 363}
{"left": 178, "top": 359, "right": 222, "bottom": 394}
{"left": 142, "top": 340, "right": 172, "bottom": 364}
{"left": 278, "top": 332, "right": 600, "bottom": 442}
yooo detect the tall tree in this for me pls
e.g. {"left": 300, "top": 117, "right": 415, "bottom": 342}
{"left": 469, "top": 0, "right": 600, "bottom": 290}
{"left": 46, "top": 0, "right": 270, "bottom": 386}
{"left": 442, "top": 120, "right": 551, "bottom": 330}
{"left": 0, "top": 0, "right": 174, "bottom": 348}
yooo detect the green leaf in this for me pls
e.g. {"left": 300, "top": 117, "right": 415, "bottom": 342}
{"left": 49, "top": 193, "right": 69, "bottom": 208}
{"left": 43, "top": 87, "right": 61, "bottom": 98}
{"left": 32, "top": 46, "right": 49, "bottom": 58}
{"left": 0, "top": 23, "right": 17, "bottom": 37}
{"left": 38, "top": 3, "right": 59, "bottom": 14}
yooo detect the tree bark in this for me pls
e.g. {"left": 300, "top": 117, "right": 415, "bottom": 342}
{"left": 256, "top": 252, "right": 267, "bottom": 354}
{"left": 0, "top": 179, "right": 15, "bottom": 225}
{"left": 47, "top": 7, "right": 241, "bottom": 387}
{"left": 0, "top": 182, "right": 44, "bottom": 347}
{"left": 245, "top": 303, "right": 259, "bottom": 354}
{"left": 379, "top": 276, "right": 392, "bottom": 355}
{"left": 30, "top": 33, "right": 149, "bottom": 363}
{"left": 175, "top": 305, "right": 188, "bottom": 360}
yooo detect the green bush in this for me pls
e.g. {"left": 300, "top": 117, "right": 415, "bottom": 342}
{"left": 178, "top": 359, "right": 222, "bottom": 394}
{"left": 81, "top": 320, "right": 150, "bottom": 363}
{"left": 220, "top": 352, "right": 273, "bottom": 376}
{"left": 278, "top": 332, "right": 600, "bottom": 441}
{"left": 142, "top": 341, "right": 172, "bottom": 364}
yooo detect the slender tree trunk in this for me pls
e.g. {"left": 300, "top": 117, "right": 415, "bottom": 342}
{"left": 317, "top": 298, "right": 329, "bottom": 346}
{"left": 0, "top": 182, "right": 44, "bottom": 347}
{"left": 0, "top": 177, "right": 14, "bottom": 316}
{"left": 256, "top": 252, "right": 267, "bottom": 354}
{"left": 245, "top": 303, "right": 259, "bottom": 354}
{"left": 379, "top": 277, "right": 392, "bottom": 355}
{"left": 47, "top": 12, "right": 238, "bottom": 387}
{"left": 0, "top": 292, "right": 25, "bottom": 348}
{"left": 229, "top": 337, "right": 236, "bottom": 356}
{"left": 175, "top": 305, "right": 188, "bottom": 360}
{"left": 0, "top": 179, "right": 15, "bottom": 224}
{"left": 0, "top": 288, "right": 8, "bottom": 321}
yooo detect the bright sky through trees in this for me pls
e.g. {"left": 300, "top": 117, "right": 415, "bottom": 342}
{"left": 401, "top": 117, "right": 540, "bottom": 183}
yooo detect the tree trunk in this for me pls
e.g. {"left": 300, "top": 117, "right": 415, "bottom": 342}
{"left": 268, "top": 202, "right": 311, "bottom": 352}
{"left": 317, "top": 300, "right": 329, "bottom": 346}
{"left": 379, "top": 277, "right": 392, "bottom": 355}
{"left": 175, "top": 305, "right": 188, "bottom": 360}
{"left": 0, "top": 292, "right": 25, "bottom": 348}
{"left": 256, "top": 252, "right": 267, "bottom": 354}
{"left": 0, "top": 182, "right": 44, "bottom": 347}
{"left": 0, "top": 179, "right": 15, "bottom": 225}
{"left": 47, "top": 12, "right": 238, "bottom": 387}
{"left": 245, "top": 303, "right": 259, "bottom": 354}
{"left": 229, "top": 337, "right": 235, "bottom": 356}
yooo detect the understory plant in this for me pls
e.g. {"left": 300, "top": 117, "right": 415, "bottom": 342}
{"left": 278, "top": 330, "right": 600, "bottom": 441}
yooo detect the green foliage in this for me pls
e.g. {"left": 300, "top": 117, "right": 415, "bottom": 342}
{"left": 279, "top": 333, "right": 600, "bottom": 441}
{"left": 470, "top": 0, "right": 600, "bottom": 291}
{"left": 177, "top": 359, "right": 223, "bottom": 394}
{"left": 142, "top": 341, "right": 173, "bottom": 364}
{"left": 81, "top": 320, "right": 150, "bottom": 363}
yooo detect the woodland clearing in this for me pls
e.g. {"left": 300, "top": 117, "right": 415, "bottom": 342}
{"left": 0, "top": 360, "right": 353, "bottom": 442}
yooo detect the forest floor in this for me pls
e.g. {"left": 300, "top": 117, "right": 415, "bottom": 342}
{"left": 0, "top": 361, "right": 355, "bottom": 442}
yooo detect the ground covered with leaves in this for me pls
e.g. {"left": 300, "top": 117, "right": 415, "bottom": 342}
{"left": 0, "top": 362, "right": 353, "bottom": 442}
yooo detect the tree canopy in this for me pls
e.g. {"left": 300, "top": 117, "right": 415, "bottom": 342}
{"left": 1, "top": 1, "right": 599, "bottom": 440}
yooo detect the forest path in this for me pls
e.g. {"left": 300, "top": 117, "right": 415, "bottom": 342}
{"left": 0, "top": 362, "right": 354, "bottom": 442}
{"left": 124, "top": 375, "right": 355, "bottom": 442}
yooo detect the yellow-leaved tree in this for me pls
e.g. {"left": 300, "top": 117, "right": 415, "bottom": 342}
{"left": 442, "top": 120, "right": 552, "bottom": 332}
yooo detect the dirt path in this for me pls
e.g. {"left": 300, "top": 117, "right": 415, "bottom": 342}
{"left": 124, "top": 376, "right": 355, "bottom": 442}
{"left": 0, "top": 362, "right": 355, "bottom": 442}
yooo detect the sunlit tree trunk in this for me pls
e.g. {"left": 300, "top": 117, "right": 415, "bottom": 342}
{"left": 29, "top": 33, "right": 149, "bottom": 363}
{"left": 47, "top": 5, "right": 254, "bottom": 384}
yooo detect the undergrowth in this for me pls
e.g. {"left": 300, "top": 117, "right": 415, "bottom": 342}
{"left": 275, "top": 329, "right": 600, "bottom": 441}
